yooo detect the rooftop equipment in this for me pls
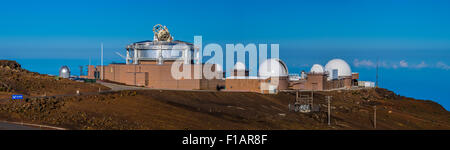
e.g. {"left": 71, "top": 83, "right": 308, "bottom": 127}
{"left": 300, "top": 70, "right": 307, "bottom": 79}
{"left": 153, "top": 24, "right": 173, "bottom": 42}
{"left": 288, "top": 74, "right": 300, "bottom": 81}
{"left": 125, "top": 24, "right": 195, "bottom": 65}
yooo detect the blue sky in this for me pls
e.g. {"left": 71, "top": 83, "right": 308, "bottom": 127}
{"left": 1, "top": 0, "right": 450, "bottom": 109}
{"left": 2, "top": 0, "right": 450, "bottom": 55}
{"left": 2, "top": 0, "right": 450, "bottom": 66}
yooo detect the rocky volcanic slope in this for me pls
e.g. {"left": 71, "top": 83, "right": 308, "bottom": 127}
{"left": 0, "top": 60, "right": 448, "bottom": 130}
{"left": 0, "top": 88, "right": 448, "bottom": 130}
{"left": 0, "top": 60, "right": 109, "bottom": 98}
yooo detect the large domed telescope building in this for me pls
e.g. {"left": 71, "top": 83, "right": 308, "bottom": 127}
{"left": 324, "top": 59, "right": 354, "bottom": 89}
{"left": 86, "top": 24, "right": 224, "bottom": 90}
{"left": 290, "top": 59, "right": 359, "bottom": 91}
{"left": 258, "top": 58, "right": 289, "bottom": 93}
{"left": 224, "top": 59, "right": 289, "bottom": 94}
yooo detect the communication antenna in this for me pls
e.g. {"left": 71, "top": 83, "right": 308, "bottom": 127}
{"left": 376, "top": 57, "right": 379, "bottom": 88}
{"left": 79, "top": 66, "right": 83, "bottom": 76}
{"left": 115, "top": 52, "right": 127, "bottom": 60}
{"left": 101, "top": 43, "right": 104, "bottom": 80}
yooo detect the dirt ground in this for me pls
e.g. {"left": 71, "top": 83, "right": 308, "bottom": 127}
{"left": 0, "top": 60, "right": 109, "bottom": 98}
{"left": 0, "top": 88, "right": 448, "bottom": 130}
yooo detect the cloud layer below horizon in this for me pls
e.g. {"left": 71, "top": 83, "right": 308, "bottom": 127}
{"left": 353, "top": 59, "right": 450, "bottom": 70}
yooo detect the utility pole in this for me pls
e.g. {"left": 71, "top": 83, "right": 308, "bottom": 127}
{"left": 311, "top": 90, "right": 314, "bottom": 111}
{"left": 374, "top": 105, "right": 377, "bottom": 129}
{"left": 101, "top": 43, "right": 104, "bottom": 80}
{"left": 79, "top": 66, "right": 83, "bottom": 76}
{"left": 134, "top": 63, "right": 137, "bottom": 86}
{"left": 294, "top": 90, "right": 299, "bottom": 112}
{"left": 326, "top": 96, "right": 332, "bottom": 126}
{"left": 376, "top": 57, "right": 379, "bottom": 88}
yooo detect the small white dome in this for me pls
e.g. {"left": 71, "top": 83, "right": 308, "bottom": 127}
{"left": 310, "top": 64, "right": 324, "bottom": 74}
{"left": 215, "top": 64, "right": 223, "bottom": 72}
{"left": 234, "top": 62, "right": 246, "bottom": 70}
{"left": 259, "top": 58, "right": 289, "bottom": 78}
{"left": 324, "top": 59, "right": 352, "bottom": 80}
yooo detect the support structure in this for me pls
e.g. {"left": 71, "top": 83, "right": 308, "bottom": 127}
{"left": 157, "top": 45, "right": 163, "bottom": 65}
{"left": 133, "top": 45, "right": 138, "bottom": 64}
{"left": 311, "top": 90, "right": 314, "bottom": 110}
{"left": 376, "top": 58, "right": 379, "bottom": 88}
{"left": 326, "top": 96, "right": 332, "bottom": 126}
{"left": 291, "top": 90, "right": 314, "bottom": 113}
{"left": 79, "top": 66, "right": 83, "bottom": 76}
{"left": 126, "top": 49, "right": 130, "bottom": 64}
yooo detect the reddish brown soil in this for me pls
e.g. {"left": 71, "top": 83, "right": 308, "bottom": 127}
{"left": 0, "top": 88, "right": 448, "bottom": 130}
{"left": 0, "top": 60, "right": 109, "bottom": 98}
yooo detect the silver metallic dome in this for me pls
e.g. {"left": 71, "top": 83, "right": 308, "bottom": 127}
{"left": 59, "top": 66, "right": 70, "bottom": 78}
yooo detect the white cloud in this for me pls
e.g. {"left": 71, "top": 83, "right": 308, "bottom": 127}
{"left": 353, "top": 59, "right": 376, "bottom": 68}
{"left": 414, "top": 61, "right": 427, "bottom": 69}
{"left": 392, "top": 64, "right": 398, "bottom": 69}
{"left": 352, "top": 59, "right": 449, "bottom": 70}
{"left": 399, "top": 60, "right": 408, "bottom": 68}
{"left": 436, "top": 62, "right": 450, "bottom": 70}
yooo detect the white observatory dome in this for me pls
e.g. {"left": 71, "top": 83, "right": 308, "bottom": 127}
{"left": 259, "top": 58, "right": 289, "bottom": 78}
{"left": 310, "top": 64, "right": 324, "bottom": 74}
{"left": 234, "top": 62, "right": 246, "bottom": 71}
{"left": 324, "top": 59, "right": 352, "bottom": 80}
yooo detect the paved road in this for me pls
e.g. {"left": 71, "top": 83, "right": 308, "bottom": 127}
{"left": 97, "top": 81, "right": 149, "bottom": 91}
{"left": 0, "top": 121, "right": 41, "bottom": 130}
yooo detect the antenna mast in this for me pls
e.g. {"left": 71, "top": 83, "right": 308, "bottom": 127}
{"left": 376, "top": 58, "right": 379, "bottom": 88}
{"left": 79, "top": 66, "right": 83, "bottom": 76}
{"left": 101, "top": 43, "right": 104, "bottom": 80}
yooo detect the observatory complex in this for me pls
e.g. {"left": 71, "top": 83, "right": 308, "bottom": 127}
{"left": 290, "top": 59, "right": 363, "bottom": 91}
{"left": 84, "top": 24, "right": 374, "bottom": 93}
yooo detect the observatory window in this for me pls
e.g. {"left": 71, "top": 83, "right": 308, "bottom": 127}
{"left": 332, "top": 69, "right": 338, "bottom": 80}
{"left": 163, "top": 50, "right": 183, "bottom": 58}
{"left": 137, "top": 49, "right": 184, "bottom": 59}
